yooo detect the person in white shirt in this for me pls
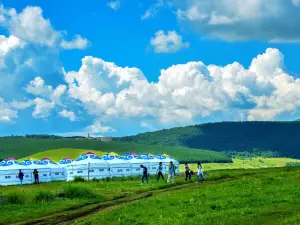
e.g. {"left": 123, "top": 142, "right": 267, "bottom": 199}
{"left": 196, "top": 161, "right": 206, "bottom": 183}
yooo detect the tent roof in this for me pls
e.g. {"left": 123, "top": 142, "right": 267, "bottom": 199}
{"left": 20, "top": 160, "right": 52, "bottom": 169}
{"left": 70, "top": 153, "right": 109, "bottom": 166}
{"left": 40, "top": 159, "right": 63, "bottom": 168}
{"left": 59, "top": 158, "right": 73, "bottom": 165}
{"left": 123, "top": 154, "right": 150, "bottom": 164}
{"left": 101, "top": 154, "right": 130, "bottom": 164}
{"left": 7, "top": 157, "right": 16, "bottom": 160}
{"left": 85, "top": 151, "right": 95, "bottom": 155}
{"left": 0, "top": 160, "right": 26, "bottom": 170}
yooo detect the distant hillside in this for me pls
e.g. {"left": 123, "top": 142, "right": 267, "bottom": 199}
{"left": 0, "top": 137, "right": 231, "bottom": 163}
{"left": 114, "top": 121, "right": 300, "bottom": 158}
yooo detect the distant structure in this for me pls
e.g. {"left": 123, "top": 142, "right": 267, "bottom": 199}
{"left": 99, "top": 137, "right": 112, "bottom": 142}
{"left": 86, "top": 133, "right": 91, "bottom": 139}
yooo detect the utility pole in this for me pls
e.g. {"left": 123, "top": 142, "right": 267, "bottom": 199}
{"left": 88, "top": 162, "right": 90, "bottom": 181}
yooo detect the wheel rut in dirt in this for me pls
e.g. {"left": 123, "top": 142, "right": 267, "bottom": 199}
{"left": 14, "top": 173, "right": 256, "bottom": 225}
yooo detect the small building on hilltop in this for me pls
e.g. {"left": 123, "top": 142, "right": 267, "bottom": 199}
{"left": 99, "top": 137, "right": 112, "bottom": 142}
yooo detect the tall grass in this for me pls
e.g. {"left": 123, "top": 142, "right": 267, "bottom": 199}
{"left": 35, "top": 191, "right": 55, "bottom": 202}
{"left": 73, "top": 176, "right": 85, "bottom": 182}
{"left": 60, "top": 185, "right": 96, "bottom": 199}
{"left": 4, "top": 191, "right": 27, "bottom": 204}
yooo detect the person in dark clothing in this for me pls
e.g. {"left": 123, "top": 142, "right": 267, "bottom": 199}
{"left": 33, "top": 169, "right": 39, "bottom": 184}
{"left": 140, "top": 165, "right": 148, "bottom": 184}
{"left": 157, "top": 162, "right": 164, "bottom": 181}
{"left": 184, "top": 162, "right": 191, "bottom": 181}
{"left": 18, "top": 169, "right": 24, "bottom": 186}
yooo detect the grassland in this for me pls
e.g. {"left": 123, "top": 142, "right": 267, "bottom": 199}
{"left": 76, "top": 167, "right": 300, "bottom": 225}
{"left": 1, "top": 167, "right": 300, "bottom": 224}
{"left": 0, "top": 137, "right": 231, "bottom": 163}
{"left": 180, "top": 157, "right": 300, "bottom": 172}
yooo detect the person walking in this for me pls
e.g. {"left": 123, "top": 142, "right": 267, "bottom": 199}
{"left": 33, "top": 169, "right": 39, "bottom": 184}
{"left": 167, "top": 161, "right": 176, "bottom": 184}
{"left": 18, "top": 169, "right": 24, "bottom": 186}
{"left": 157, "top": 162, "right": 164, "bottom": 181}
{"left": 140, "top": 165, "right": 148, "bottom": 184}
{"left": 196, "top": 161, "right": 206, "bottom": 183}
{"left": 185, "top": 162, "right": 191, "bottom": 181}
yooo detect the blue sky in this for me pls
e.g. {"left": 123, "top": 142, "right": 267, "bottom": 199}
{"left": 1, "top": 0, "right": 300, "bottom": 137}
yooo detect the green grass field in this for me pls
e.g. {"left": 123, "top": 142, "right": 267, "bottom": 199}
{"left": 1, "top": 167, "right": 300, "bottom": 224}
{"left": 180, "top": 157, "right": 300, "bottom": 172}
{"left": 0, "top": 137, "right": 231, "bottom": 163}
{"left": 77, "top": 167, "right": 300, "bottom": 225}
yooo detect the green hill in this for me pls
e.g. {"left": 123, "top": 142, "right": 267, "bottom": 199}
{"left": 114, "top": 121, "right": 300, "bottom": 158}
{"left": 0, "top": 137, "right": 231, "bottom": 163}
{"left": 19, "top": 149, "right": 106, "bottom": 161}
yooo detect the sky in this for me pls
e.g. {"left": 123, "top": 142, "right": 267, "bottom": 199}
{"left": 1, "top": 0, "right": 300, "bottom": 137}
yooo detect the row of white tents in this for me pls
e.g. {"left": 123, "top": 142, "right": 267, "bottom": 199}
{"left": 0, "top": 152, "right": 179, "bottom": 186}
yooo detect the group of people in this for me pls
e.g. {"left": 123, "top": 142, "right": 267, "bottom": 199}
{"left": 18, "top": 169, "right": 40, "bottom": 186}
{"left": 185, "top": 161, "right": 206, "bottom": 183}
{"left": 140, "top": 161, "right": 206, "bottom": 184}
{"left": 17, "top": 162, "right": 205, "bottom": 186}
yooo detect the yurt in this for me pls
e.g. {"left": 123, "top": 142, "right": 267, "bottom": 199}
{"left": 147, "top": 154, "right": 164, "bottom": 175}
{"left": 58, "top": 158, "right": 73, "bottom": 167}
{"left": 41, "top": 158, "right": 65, "bottom": 181}
{"left": 155, "top": 154, "right": 172, "bottom": 173}
{"left": 66, "top": 152, "right": 110, "bottom": 181}
{"left": 123, "top": 155, "right": 144, "bottom": 176}
{"left": 0, "top": 159, "right": 31, "bottom": 186}
{"left": 102, "top": 153, "right": 132, "bottom": 177}
{"left": 123, "top": 154, "right": 147, "bottom": 176}
{"left": 20, "top": 159, "right": 52, "bottom": 183}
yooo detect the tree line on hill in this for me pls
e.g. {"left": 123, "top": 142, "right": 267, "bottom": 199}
{"left": 1, "top": 135, "right": 86, "bottom": 139}
{"left": 114, "top": 121, "right": 300, "bottom": 158}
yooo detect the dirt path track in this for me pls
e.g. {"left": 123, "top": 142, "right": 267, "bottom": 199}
{"left": 14, "top": 181, "right": 213, "bottom": 225}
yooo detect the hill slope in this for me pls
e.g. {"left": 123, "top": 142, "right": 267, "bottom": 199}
{"left": 0, "top": 138, "right": 231, "bottom": 163}
{"left": 19, "top": 149, "right": 106, "bottom": 161}
{"left": 114, "top": 121, "right": 300, "bottom": 158}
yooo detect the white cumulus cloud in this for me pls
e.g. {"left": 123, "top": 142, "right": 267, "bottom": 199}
{"left": 107, "top": 1, "right": 121, "bottom": 11}
{"left": 32, "top": 98, "right": 54, "bottom": 119}
{"left": 0, "top": 98, "right": 17, "bottom": 123}
{"left": 141, "top": 0, "right": 169, "bottom": 20}
{"left": 62, "top": 48, "right": 300, "bottom": 131}
{"left": 60, "top": 35, "right": 88, "bottom": 50}
{"left": 150, "top": 30, "right": 189, "bottom": 53}
{"left": 174, "top": 0, "right": 300, "bottom": 42}
{"left": 86, "top": 120, "right": 115, "bottom": 133}
{"left": 0, "top": 4, "right": 89, "bottom": 49}
{"left": 59, "top": 109, "right": 76, "bottom": 121}
{"left": 25, "top": 77, "right": 53, "bottom": 97}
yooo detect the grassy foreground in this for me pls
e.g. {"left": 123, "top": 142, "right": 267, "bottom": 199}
{"left": 76, "top": 167, "right": 300, "bottom": 225}
{"left": 0, "top": 167, "right": 300, "bottom": 224}
{"left": 0, "top": 137, "right": 231, "bottom": 163}
{"left": 180, "top": 157, "right": 300, "bottom": 172}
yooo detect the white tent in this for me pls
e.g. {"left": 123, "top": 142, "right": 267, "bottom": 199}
{"left": 66, "top": 152, "right": 110, "bottom": 181}
{"left": 58, "top": 158, "right": 73, "bottom": 167}
{"left": 41, "top": 158, "right": 65, "bottom": 181}
{"left": 154, "top": 154, "right": 176, "bottom": 174}
{"left": 147, "top": 154, "right": 164, "bottom": 175}
{"left": 21, "top": 159, "right": 52, "bottom": 183}
{"left": 102, "top": 153, "right": 132, "bottom": 177}
{"left": 0, "top": 159, "right": 32, "bottom": 186}
{"left": 123, "top": 154, "right": 148, "bottom": 176}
